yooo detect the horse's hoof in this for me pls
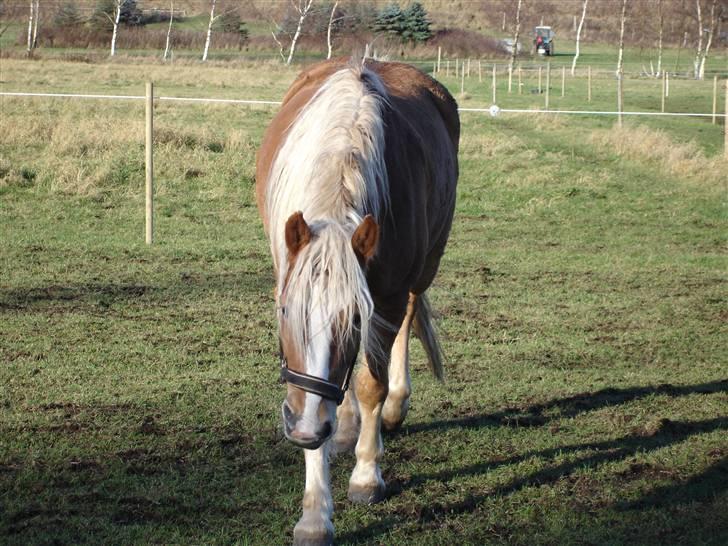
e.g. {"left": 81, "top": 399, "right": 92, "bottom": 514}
{"left": 381, "top": 399, "right": 409, "bottom": 432}
{"left": 381, "top": 416, "right": 404, "bottom": 433}
{"left": 348, "top": 482, "right": 386, "bottom": 504}
{"left": 293, "top": 520, "right": 333, "bottom": 546}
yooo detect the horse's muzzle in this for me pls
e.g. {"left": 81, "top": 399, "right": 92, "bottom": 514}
{"left": 282, "top": 400, "right": 334, "bottom": 450}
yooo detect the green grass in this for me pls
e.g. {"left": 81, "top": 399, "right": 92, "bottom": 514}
{"left": 1, "top": 59, "right": 727, "bottom": 545}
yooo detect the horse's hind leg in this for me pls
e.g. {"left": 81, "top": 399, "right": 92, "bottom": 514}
{"left": 348, "top": 358, "right": 388, "bottom": 504}
{"left": 381, "top": 293, "right": 416, "bottom": 431}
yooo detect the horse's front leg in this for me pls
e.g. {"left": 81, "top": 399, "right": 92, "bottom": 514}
{"left": 293, "top": 443, "right": 334, "bottom": 546}
{"left": 348, "top": 357, "right": 388, "bottom": 503}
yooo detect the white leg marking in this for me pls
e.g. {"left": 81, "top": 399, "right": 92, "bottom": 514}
{"left": 294, "top": 443, "right": 334, "bottom": 545}
{"left": 382, "top": 295, "right": 416, "bottom": 430}
{"left": 348, "top": 358, "right": 386, "bottom": 503}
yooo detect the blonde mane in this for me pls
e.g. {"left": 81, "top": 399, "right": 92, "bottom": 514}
{"left": 266, "top": 64, "right": 390, "bottom": 357}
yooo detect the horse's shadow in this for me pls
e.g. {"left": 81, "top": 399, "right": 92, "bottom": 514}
{"left": 338, "top": 379, "right": 728, "bottom": 544}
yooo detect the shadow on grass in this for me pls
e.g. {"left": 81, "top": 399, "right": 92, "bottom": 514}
{"left": 403, "top": 380, "right": 728, "bottom": 434}
{"left": 0, "top": 271, "right": 273, "bottom": 313}
{"left": 339, "top": 381, "right": 728, "bottom": 544}
{"left": 3, "top": 381, "right": 725, "bottom": 544}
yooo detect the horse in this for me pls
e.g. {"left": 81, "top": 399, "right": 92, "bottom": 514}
{"left": 256, "top": 57, "right": 459, "bottom": 545}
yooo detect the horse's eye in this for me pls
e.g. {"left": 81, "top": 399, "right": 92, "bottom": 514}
{"left": 280, "top": 306, "right": 287, "bottom": 318}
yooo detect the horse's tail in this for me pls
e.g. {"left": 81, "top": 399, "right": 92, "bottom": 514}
{"left": 412, "top": 293, "right": 445, "bottom": 381}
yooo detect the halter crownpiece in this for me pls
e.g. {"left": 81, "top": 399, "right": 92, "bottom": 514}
{"left": 279, "top": 343, "right": 356, "bottom": 406}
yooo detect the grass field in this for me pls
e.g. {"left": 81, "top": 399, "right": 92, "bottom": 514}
{"left": 1, "top": 58, "right": 727, "bottom": 545}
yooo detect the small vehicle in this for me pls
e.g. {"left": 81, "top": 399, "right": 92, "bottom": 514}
{"left": 534, "top": 26, "right": 555, "bottom": 56}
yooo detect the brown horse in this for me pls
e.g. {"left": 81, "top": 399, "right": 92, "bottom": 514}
{"left": 256, "top": 57, "right": 459, "bottom": 545}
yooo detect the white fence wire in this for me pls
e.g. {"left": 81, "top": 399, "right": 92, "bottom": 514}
{"left": 2, "top": 90, "right": 726, "bottom": 119}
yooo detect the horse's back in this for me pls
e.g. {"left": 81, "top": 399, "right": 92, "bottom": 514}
{"left": 256, "top": 58, "right": 459, "bottom": 309}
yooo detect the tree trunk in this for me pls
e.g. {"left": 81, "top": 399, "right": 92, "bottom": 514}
{"left": 693, "top": 0, "right": 703, "bottom": 79}
{"left": 164, "top": 0, "right": 174, "bottom": 61}
{"left": 202, "top": 0, "right": 216, "bottom": 62}
{"left": 617, "top": 0, "right": 627, "bottom": 127}
{"left": 508, "top": 0, "right": 522, "bottom": 77}
{"left": 110, "top": 0, "right": 122, "bottom": 57}
{"left": 656, "top": 0, "right": 663, "bottom": 76}
{"left": 326, "top": 1, "right": 338, "bottom": 60}
{"left": 571, "top": 0, "right": 588, "bottom": 75}
{"left": 26, "top": 0, "right": 34, "bottom": 56}
{"left": 287, "top": 0, "right": 314, "bottom": 65}
{"left": 31, "top": 0, "right": 39, "bottom": 49}
{"left": 698, "top": 0, "right": 717, "bottom": 80}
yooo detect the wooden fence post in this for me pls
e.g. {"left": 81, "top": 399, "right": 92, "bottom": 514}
{"left": 437, "top": 46, "right": 441, "bottom": 73}
{"left": 661, "top": 71, "right": 666, "bottom": 113}
{"left": 492, "top": 64, "right": 497, "bottom": 103}
{"left": 518, "top": 65, "right": 522, "bottom": 95}
{"left": 561, "top": 66, "right": 565, "bottom": 97}
{"left": 617, "top": 67, "right": 624, "bottom": 127}
{"left": 508, "top": 65, "right": 513, "bottom": 93}
{"left": 587, "top": 65, "right": 592, "bottom": 102}
{"left": 538, "top": 66, "right": 542, "bottom": 94}
{"left": 478, "top": 60, "right": 482, "bottom": 83}
{"left": 145, "top": 81, "right": 154, "bottom": 245}
{"left": 545, "top": 62, "right": 550, "bottom": 110}
{"left": 712, "top": 75, "right": 717, "bottom": 124}
{"left": 461, "top": 68, "right": 465, "bottom": 95}
{"left": 446, "top": 59, "right": 450, "bottom": 77}
{"left": 665, "top": 71, "right": 669, "bottom": 97}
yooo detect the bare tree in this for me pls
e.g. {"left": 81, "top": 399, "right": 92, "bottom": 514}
{"left": 31, "top": 0, "right": 39, "bottom": 49}
{"left": 571, "top": 0, "right": 588, "bottom": 75}
{"left": 656, "top": 0, "right": 663, "bottom": 76}
{"left": 287, "top": 0, "right": 314, "bottom": 65}
{"left": 617, "top": 0, "right": 627, "bottom": 126}
{"left": 693, "top": 0, "right": 704, "bottom": 78}
{"left": 25, "top": 0, "right": 34, "bottom": 56}
{"left": 326, "top": 0, "right": 339, "bottom": 60}
{"left": 271, "top": 29, "right": 286, "bottom": 62}
{"left": 109, "top": 0, "right": 123, "bottom": 57}
{"left": 202, "top": 0, "right": 216, "bottom": 61}
{"left": 508, "top": 0, "right": 522, "bottom": 78}
{"left": 164, "top": 0, "right": 174, "bottom": 61}
{"left": 698, "top": 0, "right": 718, "bottom": 79}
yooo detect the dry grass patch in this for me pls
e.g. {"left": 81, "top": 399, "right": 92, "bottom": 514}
{"left": 590, "top": 125, "right": 728, "bottom": 186}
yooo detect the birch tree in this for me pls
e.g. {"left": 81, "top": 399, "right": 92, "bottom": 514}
{"left": 698, "top": 0, "right": 718, "bottom": 80}
{"left": 31, "top": 0, "right": 39, "bottom": 49}
{"left": 326, "top": 1, "right": 339, "bottom": 60}
{"left": 109, "top": 0, "right": 123, "bottom": 57}
{"left": 693, "top": 0, "right": 704, "bottom": 78}
{"left": 202, "top": 0, "right": 216, "bottom": 61}
{"left": 26, "top": 0, "right": 34, "bottom": 56}
{"left": 164, "top": 0, "right": 174, "bottom": 61}
{"left": 656, "top": 0, "right": 663, "bottom": 76}
{"left": 571, "top": 0, "right": 588, "bottom": 75}
{"left": 287, "top": 0, "right": 314, "bottom": 65}
{"left": 508, "top": 0, "right": 522, "bottom": 77}
{"left": 617, "top": 0, "right": 627, "bottom": 126}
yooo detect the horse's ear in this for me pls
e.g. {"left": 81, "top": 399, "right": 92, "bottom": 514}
{"left": 352, "top": 215, "right": 379, "bottom": 263}
{"left": 285, "top": 211, "right": 312, "bottom": 257}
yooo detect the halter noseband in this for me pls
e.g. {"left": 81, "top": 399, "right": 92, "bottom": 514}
{"left": 279, "top": 341, "right": 356, "bottom": 406}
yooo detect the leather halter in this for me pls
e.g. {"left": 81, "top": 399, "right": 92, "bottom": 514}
{"left": 279, "top": 340, "right": 356, "bottom": 406}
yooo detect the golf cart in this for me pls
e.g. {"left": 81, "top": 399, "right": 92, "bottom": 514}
{"left": 534, "top": 26, "right": 555, "bottom": 56}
